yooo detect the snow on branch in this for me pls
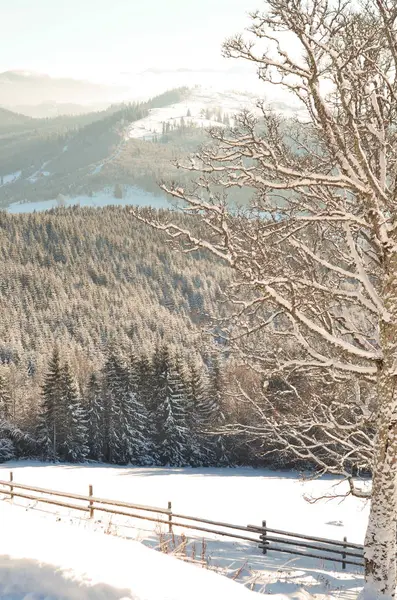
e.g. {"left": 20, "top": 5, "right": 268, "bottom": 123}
{"left": 130, "top": 0, "right": 397, "bottom": 488}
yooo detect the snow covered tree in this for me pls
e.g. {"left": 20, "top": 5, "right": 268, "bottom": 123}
{"left": 86, "top": 372, "right": 104, "bottom": 461}
{"left": 206, "top": 356, "right": 229, "bottom": 465}
{"left": 186, "top": 361, "right": 209, "bottom": 465}
{"left": 170, "top": 354, "right": 192, "bottom": 464}
{"left": 132, "top": 0, "right": 397, "bottom": 594}
{"left": 0, "top": 371, "right": 12, "bottom": 420}
{"left": 0, "top": 439, "right": 14, "bottom": 462}
{"left": 60, "top": 361, "right": 88, "bottom": 462}
{"left": 152, "top": 346, "right": 190, "bottom": 466}
{"left": 136, "top": 354, "right": 157, "bottom": 463}
{"left": 113, "top": 358, "right": 135, "bottom": 465}
{"left": 37, "top": 347, "right": 63, "bottom": 461}
{"left": 102, "top": 351, "right": 123, "bottom": 463}
{"left": 128, "top": 353, "right": 153, "bottom": 465}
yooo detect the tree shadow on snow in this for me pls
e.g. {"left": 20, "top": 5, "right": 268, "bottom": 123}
{"left": 0, "top": 555, "right": 134, "bottom": 600}
{"left": 140, "top": 532, "right": 363, "bottom": 600}
{"left": 115, "top": 466, "right": 343, "bottom": 479}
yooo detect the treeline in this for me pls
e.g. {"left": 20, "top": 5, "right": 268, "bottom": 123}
{"left": 16, "top": 344, "right": 235, "bottom": 466}
{"left": 0, "top": 343, "right": 256, "bottom": 466}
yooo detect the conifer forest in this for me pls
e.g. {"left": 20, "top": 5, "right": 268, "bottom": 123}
{"left": 0, "top": 207, "right": 265, "bottom": 466}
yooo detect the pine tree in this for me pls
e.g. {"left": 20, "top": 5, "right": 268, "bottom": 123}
{"left": 60, "top": 362, "right": 88, "bottom": 463}
{"left": 128, "top": 353, "right": 152, "bottom": 464}
{"left": 187, "top": 362, "right": 211, "bottom": 466}
{"left": 170, "top": 354, "right": 192, "bottom": 464}
{"left": 206, "top": 355, "right": 229, "bottom": 465}
{"left": 102, "top": 351, "right": 125, "bottom": 463}
{"left": 116, "top": 359, "right": 135, "bottom": 465}
{"left": 86, "top": 372, "right": 104, "bottom": 461}
{"left": 153, "top": 347, "right": 190, "bottom": 466}
{"left": 151, "top": 344, "right": 170, "bottom": 462}
{"left": 0, "top": 372, "right": 12, "bottom": 420}
{"left": 37, "top": 347, "right": 64, "bottom": 461}
{"left": 136, "top": 354, "right": 157, "bottom": 464}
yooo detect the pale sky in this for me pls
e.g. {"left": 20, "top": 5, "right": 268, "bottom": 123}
{"left": 0, "top": 0, "right": 260, "bottom": 83}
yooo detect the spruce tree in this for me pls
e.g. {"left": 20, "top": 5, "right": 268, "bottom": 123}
{"left": 136, "top": 354, "right": 157, "bottom": 464}
{"left": 153, "top": 347, "right": 190, "bottom": 466}
{"left": 170, "top": 354, "right": 191, "bottom": 465}
{"left": 128, "top": 353, "right": 152, "bottom": 465}
{"left": 102, "top": 351, "right": 123, "bottom": 463}
{"left": 37, "top": 347, "right": 63, "bottom": 461}
{"left": 116, "top": 359, "right": 135, "bottom": 465}
{"left": 206, "top": 355, "right": 229, "bottom": 466}
{"left": 187, "top": 362, "right": 211, "bottom": 466}
{"left": 151, "top": 344, "right": 170, "bottom": 463}
{"left": 86, "top": 372, "right": 104, "bottom": 461}
{"left": 0, "top": 372, "right": 12, "bottom": 420}
{"left": 60, "top": 362, "right": 88, "bottom": 463}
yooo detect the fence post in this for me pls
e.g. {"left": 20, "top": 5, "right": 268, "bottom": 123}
{"left": 89, "top": 485, "right": 94, "bottom": 519}
{"left": 168, "top": 501, "right": 172, "bottom": 533}
{"left": 342, "top": 536, "right": 347, "bottom": 570}
{"left": 9, "top": 471, "right": 13, "bottom": 502}
{"left": 261, "top": 520, "right": 267, "bottom": 555}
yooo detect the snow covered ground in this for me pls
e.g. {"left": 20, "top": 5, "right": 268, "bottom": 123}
{"left": 127, "top": 87, "right": 306, "bottom": 142}
{"left": 0, "top": 501, "right": 263, "bottom": 600}
{"left": 0, "top": 462, "right": 367, "bottom": 599}
{"left": 127, "top": 87, "right": 258, "bottom": 140}
{"left": 0, "top": 170, "right": 22, "bottom": 186}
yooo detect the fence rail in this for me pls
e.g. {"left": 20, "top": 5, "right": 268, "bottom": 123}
{"left": 248, "top": 523, "right": 364, "bottom": 568}
{"left": 0, "top": 471, "right": 364, "bottom": 570}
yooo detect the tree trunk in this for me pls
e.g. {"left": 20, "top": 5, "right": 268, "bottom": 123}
{"left": 362, "top": 264, "right": 397, "bottom": 599}
{"left": 363, "top": 423, "right": 397, "bottom": 598}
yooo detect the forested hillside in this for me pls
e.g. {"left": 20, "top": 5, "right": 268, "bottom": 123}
{"left": 0, "top": 86, "right": 257, "bottom": 209}
{"left": 0, "top": 207, "right": 266, "bottom": 466}
{"left": 0, "top": 206, "right": 230, "bottom": 367}
{"left": 0, "top": 88, "right": 192, "bottom": 207}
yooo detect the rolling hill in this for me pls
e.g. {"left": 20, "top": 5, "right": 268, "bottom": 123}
{"left": 0, "top": 70, "right": 126, "bottom": 108}
{"left": 0, "top": 86, "right": 262, "bottom": 210}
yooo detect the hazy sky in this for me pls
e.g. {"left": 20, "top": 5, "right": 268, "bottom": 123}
{"left": 0, "top": 0, "right": 260, "bottom": 82}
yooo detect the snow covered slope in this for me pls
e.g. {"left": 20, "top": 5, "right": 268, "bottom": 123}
{"left": 127, "top": 86, "right": 304, "bottom": 140}
{"left": 0, "top": 462, "right": 367, "bottom": 598}
{"left": 127, "top": 86, "right": 304, "bottom": 142}
{"left": 0, "top": 502, "right": 262, "bottom": 600}
{"left": 127, "top": 87, "right": 257, "bottom": 141}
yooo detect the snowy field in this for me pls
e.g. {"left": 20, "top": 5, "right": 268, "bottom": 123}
{"left": 0, "top": 170, "right": 21, "bottom": 186}
{"left": 0, "top": 501, "right": 260, "bottom": 600}
{"left": 127, "top": 87, "right": 261, "bottom": 141}
{"left": 0, "top": 461, "right": 368, "bottom": 599}
{"left": 127, "top": 86, "right": 308, "bottom": 142}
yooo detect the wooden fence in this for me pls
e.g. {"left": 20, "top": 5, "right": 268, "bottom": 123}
{"left": 0, "top": 471, "right": 364, "bottom": 570}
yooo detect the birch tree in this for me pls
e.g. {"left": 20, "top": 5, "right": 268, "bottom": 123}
{"left": 131, "top": 0, "right": 397, "bottom": 596}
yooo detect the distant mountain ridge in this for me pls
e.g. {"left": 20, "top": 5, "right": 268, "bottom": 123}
{"left": 0, "top": 70, "right": 127, "bottom": 108}
{"left": 0, "top": 84, "right": 299, "bottom": 211}
{"left": 0, "top": 106, "right": 32, "bottom": 127}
